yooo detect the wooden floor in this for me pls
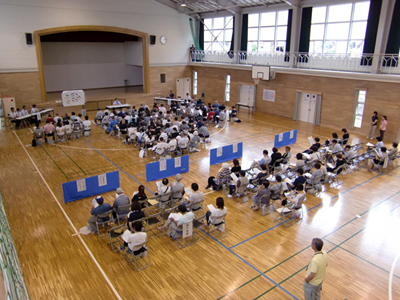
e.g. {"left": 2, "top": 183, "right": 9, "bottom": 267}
{"left": 1, "top": 110, "right": 400, "bottom": 300}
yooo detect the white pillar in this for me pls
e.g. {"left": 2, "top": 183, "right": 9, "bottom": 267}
{"left": 289, "top": 4, "right": 301, "bottom": 68}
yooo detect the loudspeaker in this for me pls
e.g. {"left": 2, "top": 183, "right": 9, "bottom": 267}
{"left": 150, "top": 35, "right": 156, "bottom": 45}
{"left": 25, "top": 33, "right": 33, "bottom": 45}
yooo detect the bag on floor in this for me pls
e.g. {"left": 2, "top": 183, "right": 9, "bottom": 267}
{"left": 139, "top": 149, "right": 145, "bottom": 158}
{"left": 31, "top": 139, "right": 37, "bottom": 147}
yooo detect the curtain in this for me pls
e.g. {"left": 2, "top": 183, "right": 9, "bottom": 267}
{"left": 228, "top": 16, "right": 235, "bottom": 58}
{"left": 199, "top": 18, "right": 204, "bottom": 51}
{"left": 284, "top": 9, "right": 293, "bottom": 62}
{"left": 298, "top": 7, "right": 312, "bottom": 63}
{"left": 293, "top": 92, "right": 301, "bottom": 120}
{"left": 189, "top": 18, "right": 201, "bottom": 51}
{"left": 383, "top": 0, "right": 400, "bottom": 67}
{"left": 313, "top": 95, "right": 322, "bottom": 126}
{"left": 361, "top": 0, "right": 382, "bottom": 66}
{"left": 240, "top": 14, "right": 248, "bottom": 60}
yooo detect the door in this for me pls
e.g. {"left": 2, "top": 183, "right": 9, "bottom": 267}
{"left": 238, "top": 84, "right": 256, "bottom": 108}
{"left": 298, "top": 93, "right": 317, "bottom": 123}
{"left": 176, "top": 78, "right": 190, "bottom": 99}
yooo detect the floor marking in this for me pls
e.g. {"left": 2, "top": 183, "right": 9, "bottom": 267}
{"left": 13, "top": 131, "right": 123, "bottom": 300}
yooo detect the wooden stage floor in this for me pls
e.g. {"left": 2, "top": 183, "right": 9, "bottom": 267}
{"left": 0, "top": 111, "right": 399, "bottom": 299}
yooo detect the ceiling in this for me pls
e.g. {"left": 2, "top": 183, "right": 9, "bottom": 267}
{"left": 154, "top": 0, "right": 294, "bottom": 15}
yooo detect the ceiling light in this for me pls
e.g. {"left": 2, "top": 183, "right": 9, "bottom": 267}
{"left": 181, "top": 2, "right": 187, "bottom": 6}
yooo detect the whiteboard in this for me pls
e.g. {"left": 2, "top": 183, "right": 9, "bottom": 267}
{"left": 61, "top": 90, "right": 86, "bottom": 107}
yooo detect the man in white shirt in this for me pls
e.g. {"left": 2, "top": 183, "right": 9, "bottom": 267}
{"left": 171, "top": 174, "right": 185, "bottom": 201}
{"left": 113, "top": 98, "right": 121, "bottom": 105}
{"left": 21, "top": 106, "right": 28, "bottom": 116}
{"left": 183, "top": 183, "right": 204, "bottom": 208}
{"left": 153, "top": 137, "right": 169, "bottom": 155}
{"left": 159, "top": 129, "right": 168, "bottom": 142}
{"left": 30, "top": 104, "right": 39, "bottom": 125}
{"left": 53, "top": 113, "right": 62, "bottom": 124}
{"left": 9, "top": 107, "right": 20, "bottom": 128}
{"left": 126, "top": 221, "right": 148, "bottom": 256}
{"left": 178, "top": 133, "right": 189, "bottom": 152}
{"left": 159, "top": 204, "right": 194, "bottom": 239}
{"left": 158, "top": 104, "right": 166, "bottom": 114}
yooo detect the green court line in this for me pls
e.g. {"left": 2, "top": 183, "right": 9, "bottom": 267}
{"left": 40, "top": 146, "right": 69, "bottom": 179}
{"left": 57, "top": 145, "right": 86, "bottom": 175}
{"left": 325, "top": 239, "right": 400, "bottom": 280}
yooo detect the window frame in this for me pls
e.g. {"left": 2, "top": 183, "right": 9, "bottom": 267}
{"left": 224, "top": 75, "right": 231, "bottom": 102}
{"left": 351, "top": 89, "right": 367, "bottom": 129}
{"left": 203, "top": 16, "right": 234, "bottom": 52}
{"left": 192, "top": 71, "right": 198, "bottom": 96}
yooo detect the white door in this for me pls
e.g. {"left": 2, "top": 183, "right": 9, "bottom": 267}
{"left": 298, "top": 93, "right": 317, "bottom": 123}
{"left": 176, "top": 78, "right": 190, "bottom": 99}
{"left": 239, "top": 84, "right": 256, "bottom": 107}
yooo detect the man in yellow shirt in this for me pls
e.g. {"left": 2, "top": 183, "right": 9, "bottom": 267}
{"left": 304, "top": 238, "right": 328, "bottom": 300}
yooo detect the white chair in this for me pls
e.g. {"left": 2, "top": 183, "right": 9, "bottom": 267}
{"left": 208, "top": 213, "right": 227, "bottom": 240}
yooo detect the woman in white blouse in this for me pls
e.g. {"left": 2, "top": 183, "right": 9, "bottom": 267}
{"left": 206, "top": 197, "right": 227, "bottom": 227}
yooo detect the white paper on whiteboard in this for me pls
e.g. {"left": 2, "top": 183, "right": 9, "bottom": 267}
{"left": 98, "top": 174, "right": 107, "bottom": 187}
{"left": 233, "top": 143, "right": 238, "bottom": 153}
{"left": 76, "top": 179, "right": 86, "bottom": 192}
{"left": 290, "top": 131, "right": 294, "bottom": 139}
{"left": 160, "top": 160, "right": 167, "bottom": 171}
{"left": 217, "top": 147, "right": 223, "bottom": 157}
{"left": 279, "top": 133, "right": 283, "bottom": 142}
{"left": 174, "top": 157, "right": 181, "bottom": 168}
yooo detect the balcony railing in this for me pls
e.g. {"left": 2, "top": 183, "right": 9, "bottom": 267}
{"left": 191, "top": 50, "right": 400, "bottom": 75}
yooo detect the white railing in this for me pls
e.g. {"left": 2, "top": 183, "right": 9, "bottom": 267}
{"left": 191, "top": 50, "right": 400, "bottom": 75}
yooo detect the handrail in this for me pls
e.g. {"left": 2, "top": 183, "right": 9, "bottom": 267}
{"left": 190, "top": 50, "right": 400, "bottom": 75}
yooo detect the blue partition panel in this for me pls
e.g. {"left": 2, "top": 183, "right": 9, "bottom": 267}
{"left": 146, "top": 155, "right": 189, "bottom": 182}
{"left": 274, "top": 129, "right": 297, "bottom": 148}
{"left": 62, "top": 171, "right": 120, "bottom": 203}
{"left": 210, "top": 142, "right": 243, "bottom": 165}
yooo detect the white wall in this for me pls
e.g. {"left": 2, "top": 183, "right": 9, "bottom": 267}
{"left": 124, "top": 41, "right": 143, "bottom": 66}
{"left": 42, "top": 42, "right": 143, "bottom": 91}
{"left": 0, "top": 0, "right": 192, "bottom": 72}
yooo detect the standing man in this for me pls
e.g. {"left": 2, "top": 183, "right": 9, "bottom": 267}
{"left": 190, "top": 44, "right": 196, "bottom": 62}
{"left": 367, "top": 111, "right": 378, "bottom": 139}
{"left": 304, "top": 238, "right": 328, "bottom": 300}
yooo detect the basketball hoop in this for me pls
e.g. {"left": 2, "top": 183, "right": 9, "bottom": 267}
{"left": 253, "top": 77, "right": 262, "bottom": 85}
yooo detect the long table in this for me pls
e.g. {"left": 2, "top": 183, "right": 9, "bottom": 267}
{"left": 236, "top": 103, "right": 254, "bottom": 115}
{"left": 16, "top": 108, "right": 54, "bottom": 121}
{"left": 153, "top": 97, "right": 184, "bottom": 105}
{"left": 105, "top": 104, "right": 131, "bottom": 110}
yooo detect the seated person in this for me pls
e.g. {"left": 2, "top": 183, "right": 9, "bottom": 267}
{"left": 287, "top": 168, "right": 306, "bottom": 190}
{"left": 230, "top": 106, "right": 237, "bottom": 120}
{"left": 43, "top": 120, "right": 55, "bottom": 142}
{"left": 159, "top": 204, "right": 195, "bottom": 239}
{"left": 306, "top": 146, "right": 321, "bottom": 163}
{"left": 118, "top": 119, "right": 128, "bottom": 136}
{"left": 45, "top": 114, "right": 54, "bottom": 123}
{"left": 122, "top": 221, "right": 148, "bottom": 256}
{"left": 274, "top": 183, "right": 305, "bottom": 216}
{"left": 330, "top": 139, "right": 342, "bottom": 153}
{"left": 113, "top": 187, "right": 130, "bottom": 218}
{"left": 155, "top": 178, "right": 171, "bottom": 207}
{"left": 368, "top": 147, "right": 388, "bottom": 171}
{"left": 269, "top": 175, "right": 287, "bottom": 199}
{"left": 178, "top": 133, "right": 189, "bottom": 150}
{"left": 306, "top": 163, "right": 324, "bottom": 186}
{"left": 227, "top": 170, "right": 249, "bottom": 198}
{"left": 250, "top": 181, "right": 271, "bottom": 211}
{"left": 250, "top": 150, "right": 271, "bottom": 170}
{"left": 94, "top": 108, "right": 104, "bottom": 124}
{"left": 107, "top": 117, "right": 119, "bottom": 135}
{"left": 56, "top": 121, "right": 65, "bottom": 138}
{"left": 249, "top": 164, "right": 268, "bottom": 183}
{"left": 343, "top": 145, "right": 356, "bottom": 161}
{"left": 292, "top": 153, "right": 305, "bottom": 169}
{"left": 282, "top": 146, "right": 292, "bottom": 164}
{"left": 206, "top": 197, "right": 227, "bottom": 226}
{"left": 113, "top": 98, "right": 121, "bottom": 105}
{"left": 341, "top": 128, "right": 349, "bottom": 145}
{"left": 131, "top": 185, "right": 147, "bottom": 207}
{"left": 375, "top": 137, "right": 384, "bottom": 149}
{"left": 325, "top": 132, "right": 339, "bottom": 146}
{"left": 304, "top": 137, "right": 321, "bottom": 154}
{"left": 182, "top": 183, "right": 204, "bottom": 208}
{"left": 83, "top": 115, "right": 91, "bottom": 132}
{"left": 388, "top": 142, "right": 399, "bottom": 159}
{"left": 270, "top": 147, "right": 282, "bottom": 168}
{"left": 152, "top": 137, "right": 169, "bottom": 155}
{"left": 171, "top": 174, "right": 185, "bottom": 201}
{"left": 189, "top": 131, "right": 201, "bottom": 152}
{"left": 87, "top": 196, "right": 112, "bottom": 233}
{"left": 206, "top": 163, "right": 231, "bottom": 190}
{"left": 198, "top": 125, "right": 210, "bottom": 141}
{"left": 231, "top": 159, "right": 241, "bottom": 173}
{"left": 327, "top": 154, "right": 347, "bottom": 173}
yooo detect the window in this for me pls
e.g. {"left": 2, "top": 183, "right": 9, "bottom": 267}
{"left": 309, "top": 1, "right": 370, "bottom": 56}
{"left": 192, "top": 71, "right": 197, "bottom": 95}
{"left": 204, "top": 16, "right": 234, "bottom": 52}
{"left": 353, "top": 90, "right": 366, "bottom": 128}
{"left": 224, "top": 75, "right": 231, "bottom": 102}
{"left": 247, "top": 10, "right": 288, "bottom": 52}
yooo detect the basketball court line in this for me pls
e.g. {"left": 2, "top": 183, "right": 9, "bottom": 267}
{"left": 219, "top": 188, "right": 400, "bottom": 299}
{"left": 13, "top": 131, "right": 123, "bottom": 300}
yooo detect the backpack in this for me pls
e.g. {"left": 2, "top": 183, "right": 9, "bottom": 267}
{"left": 32, "top": 139, "right": 37, "bottom": 147}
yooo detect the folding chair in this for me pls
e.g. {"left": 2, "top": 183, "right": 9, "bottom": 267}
{"left": 124, "top": 240, "right": 151, "bottom": 271}
{"left": 175, "top": 221, "right": 195, "bottom": 249}
{"left": 259, "top": 194, "right": 274, "bottom": 216}
{"left": 274, "top": 195, "right": 306, "bottom": 228}
{"left": 114, "top": 204, "right": 131, "bottom": 225}
{"left": 34, "top": 132, "right": 44, "bottom": 146}
{"left": 161, "top": 205, "right": 178, "bottom": 222}
{"left": 306, "top": 175, "right": 324, "bottom": 194}
{"left": 64, "top": 125, "right": 73, "bottom": 140}
{"left": 108, "top": 224, "right": 125, "bottom": 252}
{"left": 208, "top": 213, "right": 227, "bottom": 240}
{"left": 188, "top": 199, "right": 204, "bottom": 217}
{"left": 145, "top": 209, "right": 163, "bottom": 238}
{"left": 95, "top": 210, "right": 115, "bottom": 238}
{"left": 56, "top": 129, "right": 66, "bottom": 143}
{"left": 193, "top": 214, "right": 207, "bottom": 241}
{"left": 327, "top": 165, "right": 344, "bottom": 187}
